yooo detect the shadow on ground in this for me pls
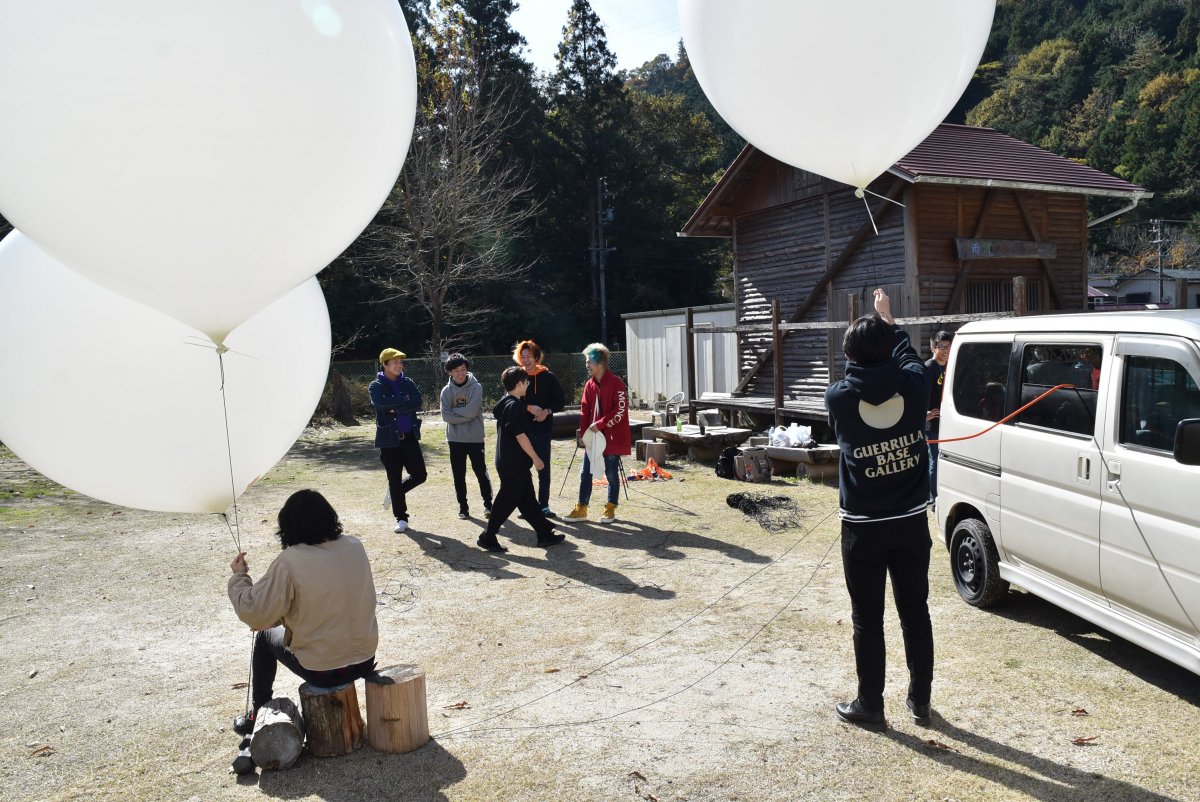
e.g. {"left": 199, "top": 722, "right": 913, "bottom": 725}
{"left": 403, "top": 527, "right": 677, "bottom": 599}
{"left": 251, "top": 738, "right": 465, "bottom": 801}
{"left": 882, "top": 714, "right": 1178, "bottom": 802}
{"left": 985, "top": 589, "right": 1200, "bottom": 706}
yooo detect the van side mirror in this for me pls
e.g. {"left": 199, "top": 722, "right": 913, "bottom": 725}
{"left": 1174, "top": 419, "right": 1200, "bottom": 465}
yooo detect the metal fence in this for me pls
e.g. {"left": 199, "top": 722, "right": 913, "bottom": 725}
{"left": 320, "top": 351, "right": 628, "bottom": 417}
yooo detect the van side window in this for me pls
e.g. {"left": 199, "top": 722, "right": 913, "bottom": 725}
{"left": 1017, "top": 344, "right": 1101, "bottom": 436}
{"left": 1120, "top": 356, "right": 1200, "bottom": 452}
{"left": 951, "top": 343, "right": 1010, "bottom": 422}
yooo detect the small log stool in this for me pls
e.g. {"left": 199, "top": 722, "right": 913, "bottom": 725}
{"left": 299, "top": 681, "right": 364, "bottom": 757}
{"left": 635, "top": 439, "right": 656, "bottom": 462}
{"left": 250, "top": 697, "right": 304, "bottom": 770}
{"left": 365, "top": 665, "right": 429, "bottom": 753}
{"left": 644, "top": 441, "right": 668, "bottom": 465}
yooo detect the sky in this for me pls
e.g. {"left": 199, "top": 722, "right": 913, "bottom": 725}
{"left": 509, "top": 0, "right": 683, "bottom": 75}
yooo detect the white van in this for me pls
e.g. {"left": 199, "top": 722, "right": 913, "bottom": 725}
{"left": 935, "top": 311, "right": 1200, "bottom": 675}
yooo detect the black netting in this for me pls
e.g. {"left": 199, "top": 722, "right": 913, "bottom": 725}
{"left": 726, "top": 492, "right": 806, "bottom": 532}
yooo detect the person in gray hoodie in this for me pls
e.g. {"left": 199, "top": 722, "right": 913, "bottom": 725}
{"left": 440, "top": 353, "right": 493, "bottom": 519}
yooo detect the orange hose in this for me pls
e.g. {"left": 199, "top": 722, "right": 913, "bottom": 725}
{"left": 928, "top": 384, "right": 1074, "bottom": 445}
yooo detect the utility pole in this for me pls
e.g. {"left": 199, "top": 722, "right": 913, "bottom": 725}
{"left": 1151, "top": 218, "right": 1168, "bottom": 305}
{"left": 596, "top": 176, "right": 616, "bottom": 344}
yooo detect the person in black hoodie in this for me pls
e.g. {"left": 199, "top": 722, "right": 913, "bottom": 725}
{"left": 514, "top": 339, "right": 566, "bottom": 516}
{"left": 477, "top": 367, "right": 566, "bottom": 553}
{"left": 825, "top": 289, "right": 933, "bottom": 729}
{"left": 924, "top": 330, "right": 953, "bottom": 502}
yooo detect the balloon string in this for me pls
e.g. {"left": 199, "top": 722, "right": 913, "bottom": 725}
{"left": 217, "top": 347, "right": 242, "bottom": 554}
{"left": 862, "top": 186, "right": 906, "bottom": 209}
{"left": 928, "top": 383, "right": 1073, "bottom": 445}
{"left": 860, "top": 193, "right": 879, "bottom": 236}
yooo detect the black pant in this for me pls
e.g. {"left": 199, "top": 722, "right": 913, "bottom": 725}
{"left": 529, "top": 430, "right": 553, "bottom": 508}
{"left": 251, "top": 626, "right": 376, "bottom": 711}
{"left": 448, "top": 441, "right": 493, "bottom": 512}
{"left": 840, "top": 514, "right": 934, "bottom": 710}
{"left": 379, "top": 437, "right": 426, "bottom": 520}
{"left": 484, "top": 471, "right": 553, "bottom": 540}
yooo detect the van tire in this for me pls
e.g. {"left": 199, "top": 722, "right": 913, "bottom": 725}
{"left": 949, "top": 518, "right": 1009, "bottom": 608}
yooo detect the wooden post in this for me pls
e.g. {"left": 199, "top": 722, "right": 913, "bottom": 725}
{"left": 771, "top": 299, "right": 783, "bottom": 427}
{"left": 365, "top": 665, "right": 429, "bottom": 754}
{"left": 1012, "top": 276, "right": 1028, "bottom": 317}
{"left": 1175, "top": 277, "right": 1189, "bottom": 309}
{"left": 685, "top": 306, "right": 697, "bottom": 424}
{"left": 250, "top": 697, "right": 304, "bottom": 770}
{"left": 300, "top": 681, "right": 364, "bottom": 758}
{"left": 847, "top": 293, "right": 861, "bottom": 323}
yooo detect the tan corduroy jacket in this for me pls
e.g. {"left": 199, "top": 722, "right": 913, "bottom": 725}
{"left": 227, "top": 535, "right": 378, "bottom": 671}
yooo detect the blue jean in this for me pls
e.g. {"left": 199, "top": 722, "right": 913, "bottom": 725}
{"left": 927, "top": 441, "right": 940, "bottom": 500}
{"left": 578, "top": 453, "right": 621, "bottom": 506}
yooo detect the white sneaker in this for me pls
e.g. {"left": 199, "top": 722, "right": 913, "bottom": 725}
{"left": 393, "top": 519, "right": 408, "bottom": 533}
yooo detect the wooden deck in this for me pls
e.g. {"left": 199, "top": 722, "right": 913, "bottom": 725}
{"left": 689, "top": 395, "right": 829, "bottom": 426}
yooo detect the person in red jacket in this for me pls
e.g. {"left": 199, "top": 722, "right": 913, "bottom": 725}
{"left": 566, "top": 343, "right": 630, "bottom": 523}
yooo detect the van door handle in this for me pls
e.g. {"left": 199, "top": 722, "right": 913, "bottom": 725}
{"left": 1077, "top": 454, "right": 1091, "bottom": 481}
{"left": 1106, "top": 460, "right": 1122, "bottom": 494}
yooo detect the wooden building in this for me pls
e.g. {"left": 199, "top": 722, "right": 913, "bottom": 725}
{"left": 679, "top": 123, "right": 1149, "bottom": 424}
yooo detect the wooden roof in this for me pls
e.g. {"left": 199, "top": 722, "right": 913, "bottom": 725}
{"left": 681, "top": 124, "right": 1150, "bottom": 238}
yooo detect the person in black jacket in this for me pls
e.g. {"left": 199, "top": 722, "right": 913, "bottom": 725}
{"left": 477, "top": 367, "right": 566, "bottom": 553}
{"left": 924, "top": 330, "right": 953, "bottom": 502}
{"left": 368, "top": 348, "right": 426, "bottom": 533}
{"left": 514, "top": 340, "right": 566, "bottom": 516}
{"left": 825, "top": 289, "right": 933, "bottom": 728}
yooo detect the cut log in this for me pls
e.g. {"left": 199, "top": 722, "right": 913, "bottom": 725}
{"left": 365, "top": 665, "right": 429, "bottom": 754}
{"left": 250, "top": 697, "right": 304, "bottom": 770}
{"left": 299, "top": 681, "right": 364, "bottom": 758}
{"left": 644, "top": 442, "right": 668, "bottom": 465}
{"left": 635, "top": 439, "right": 656, "bottom": 462}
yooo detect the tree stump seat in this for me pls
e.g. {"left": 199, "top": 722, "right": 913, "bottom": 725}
{"left": 365, "top": 664, "right": 429, "bottom": 754}
{"left": 299, "top": 680, "right": 364, "bottom": 758}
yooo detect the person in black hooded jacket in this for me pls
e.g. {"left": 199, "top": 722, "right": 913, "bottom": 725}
{"left": 824, "top": 289, "right": 933, "bottom": 729}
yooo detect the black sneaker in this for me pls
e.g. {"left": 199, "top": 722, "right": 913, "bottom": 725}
{"left": 233, "top": 712, "right": 256, "bottom": 736}
{"left": 536, "top": 531, "right": 566, "bottom": 547}
{"left": 541, "top": 507, "right": 557, "bottom": 519}
{"left": 477, "top": 534, "right": 508, "bottom": 553}
{"left": 483, "top": 506, "right": 492, "bottom": 519}
{"left": 458, "top": 509, "right": 470, "bottom": 520}
{"left": 906, "top": 697, "right": 931, "bottom": 722}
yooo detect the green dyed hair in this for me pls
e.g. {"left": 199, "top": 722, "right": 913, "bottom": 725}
{"left": 583, "top": 342, "right": 609, "bottom": 366}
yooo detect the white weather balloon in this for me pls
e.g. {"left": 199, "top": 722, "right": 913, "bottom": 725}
{"left": 679, "top": 0, "right": 996, "bottom": 189}
{"left": 0, "top": 233, "right": 331, "bottom": 514}
{"left": 0, "top": 0, "right": 416, "bottom": 342}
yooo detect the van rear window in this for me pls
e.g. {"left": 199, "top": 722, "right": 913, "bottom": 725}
{"left": 951, "top": 343, "right": 1011, "bottom": 422}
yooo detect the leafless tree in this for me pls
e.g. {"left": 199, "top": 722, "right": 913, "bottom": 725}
{"left": 362, "top": 5, "right": 537, "bottom": 357}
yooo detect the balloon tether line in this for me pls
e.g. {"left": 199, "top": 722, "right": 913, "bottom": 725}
{"left": 215, "top": 345, "right": 243, "bottom": 555}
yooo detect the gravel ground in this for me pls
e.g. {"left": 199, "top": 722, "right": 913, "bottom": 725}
{"left": 2, "top": 422, "right": 1198, "bottom": 802}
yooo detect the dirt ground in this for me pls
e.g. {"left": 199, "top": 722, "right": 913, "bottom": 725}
{"left": 2, "top": 421, "right": 1199, "bottom": 802}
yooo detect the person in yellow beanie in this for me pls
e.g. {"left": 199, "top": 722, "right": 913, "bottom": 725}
{"left": 369, "top": 348, "right": 426, "bottom": 533}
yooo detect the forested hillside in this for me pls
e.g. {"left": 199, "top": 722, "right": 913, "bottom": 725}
{"left": 959, "top": 0, "right": 1200, "bottom": 273}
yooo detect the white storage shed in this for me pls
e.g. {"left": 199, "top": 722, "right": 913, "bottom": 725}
{"left": 622, "top": 303, "right": 737, "bottom": 408}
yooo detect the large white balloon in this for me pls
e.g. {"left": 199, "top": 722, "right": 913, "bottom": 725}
{"left": 680, "top": 0, "right": 995, "bottom": 189}
{"left": 0, "top": 0, "right": 416, "bottom": 342}
{"left": 0, "top": 233, "right": 331, "bottom": 514}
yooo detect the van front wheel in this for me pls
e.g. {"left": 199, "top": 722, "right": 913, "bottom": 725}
{"left": 950, "top": 518, "right": 1009, "bottom": 608}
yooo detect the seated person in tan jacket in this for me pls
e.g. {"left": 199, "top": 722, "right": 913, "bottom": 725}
{"left": 227, "top": 489, "right": 379, "bottom": 734}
